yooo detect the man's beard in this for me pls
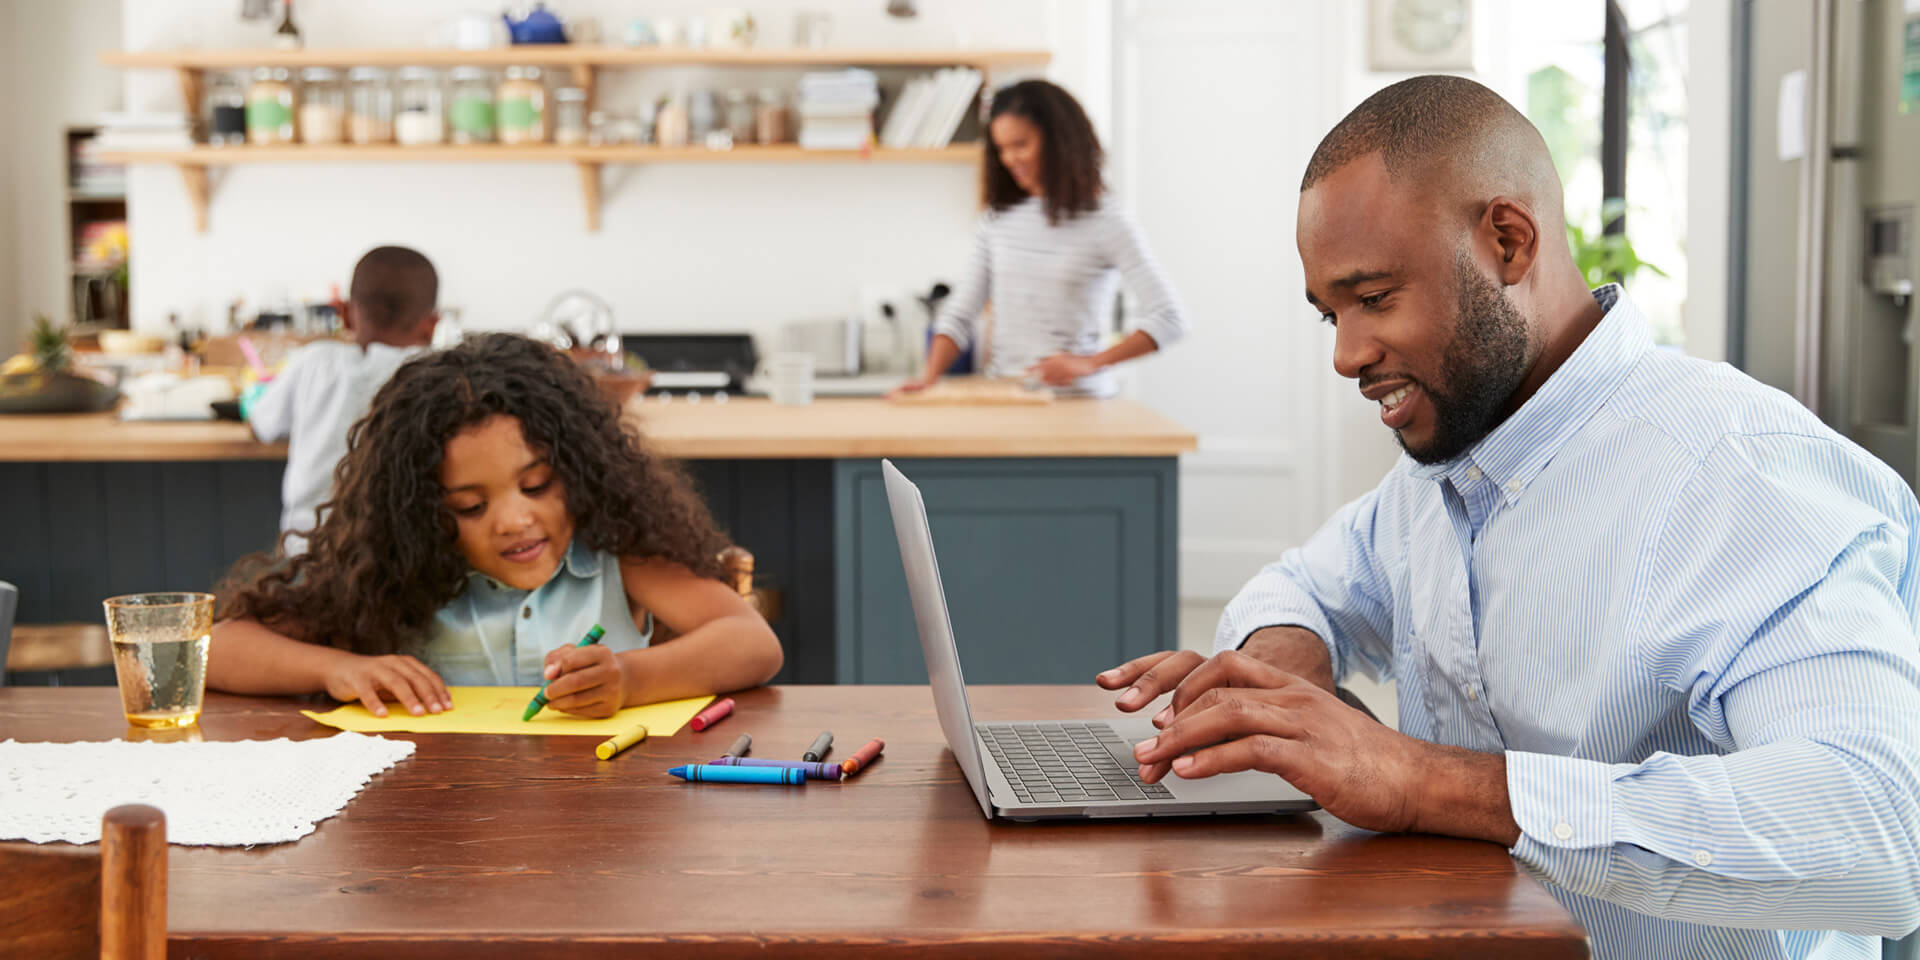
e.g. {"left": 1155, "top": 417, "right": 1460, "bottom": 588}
{"left": 1394, "top": 252, "right": 1531, "bottom": 465}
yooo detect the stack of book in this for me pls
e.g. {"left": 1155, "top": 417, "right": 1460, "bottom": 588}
{"left": 92, "top": 112, "right": 194, "bottom": 153}
{"left": 70, "top": 138, "right": 127, "bottom": 197}
{"left": 797, "top": 69, "right": 879, "bottom": 150}
{"left": 878, "top": 68, "right": 983, "bottom": 149}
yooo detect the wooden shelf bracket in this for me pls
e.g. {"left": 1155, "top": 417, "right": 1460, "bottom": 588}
{"left": 576, "top": 161, "right": 601, "bottom": 232}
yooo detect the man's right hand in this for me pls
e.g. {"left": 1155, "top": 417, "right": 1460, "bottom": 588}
{"left": 323, "top": 654, "right": 452, "bottom": 718}
{"left": 1094, "top": 626, "right": 1336, "bottom": 728}
{"left": 886, "top": 378, "right": 935, "bottom": 400}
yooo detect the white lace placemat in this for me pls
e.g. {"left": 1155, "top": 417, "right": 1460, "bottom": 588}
{"left": 0, "top": 732, "right": 415, "bottom": 846}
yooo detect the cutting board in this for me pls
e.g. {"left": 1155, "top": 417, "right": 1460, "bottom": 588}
{"left": 888, "top": 377, "right": 1055, "bottom": 406}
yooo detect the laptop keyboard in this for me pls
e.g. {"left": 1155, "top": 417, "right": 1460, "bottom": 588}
{"left": 978, "top": 722, "right": 1176, "bottom": 804}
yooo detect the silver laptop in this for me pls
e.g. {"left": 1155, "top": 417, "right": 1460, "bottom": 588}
{"left": 883, "top": 459, "right": 1318, "bottom": 821}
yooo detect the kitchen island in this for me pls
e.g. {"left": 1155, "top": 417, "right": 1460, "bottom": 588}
{"left": 0, "top": 398, "right": 1194, "bottom": 684}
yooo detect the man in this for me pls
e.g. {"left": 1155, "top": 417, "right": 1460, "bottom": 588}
{"left": 248, "top": 246, "right": 440, "bottom": 554}
{"left": 1100, "top": 76, "right": 1920, "bottom": 958}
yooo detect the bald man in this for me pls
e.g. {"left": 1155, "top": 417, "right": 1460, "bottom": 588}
{"left": 1100, "top": 77, "right": 1920, "bottom": 958}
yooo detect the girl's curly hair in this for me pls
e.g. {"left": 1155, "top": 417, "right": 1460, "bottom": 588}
{"left": 218, "top": 332, "right": 727, "bottom": 654}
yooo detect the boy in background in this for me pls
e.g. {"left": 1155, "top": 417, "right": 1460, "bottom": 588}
{"left": 248, "top": 246, "right": 439, "bottom": 554}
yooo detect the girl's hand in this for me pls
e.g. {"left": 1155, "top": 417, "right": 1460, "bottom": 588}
{"left": 323, "top": 654, "right": 452, "bottom": 718}
{"left": 541, "top": 644, "right": 632, "bottom": 718}
{"left": 1027, "top": 353, "right": 1102, "bottom": 386}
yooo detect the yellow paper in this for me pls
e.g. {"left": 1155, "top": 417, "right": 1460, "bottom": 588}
{"left": 302, "top": 687, "right": 715, "bottom": 737}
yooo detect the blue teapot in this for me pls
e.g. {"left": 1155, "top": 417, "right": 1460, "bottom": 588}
{"left": 502, "top": 3, "right": 567, "bottom": 44}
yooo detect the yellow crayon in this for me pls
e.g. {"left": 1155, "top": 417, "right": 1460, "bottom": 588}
{"left": 595, "top": 722, "right": 649, "bottom": 760}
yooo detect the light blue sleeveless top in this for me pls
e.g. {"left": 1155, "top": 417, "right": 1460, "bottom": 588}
{"left": 423, "top": 539, "right": 653, "bottom": 686}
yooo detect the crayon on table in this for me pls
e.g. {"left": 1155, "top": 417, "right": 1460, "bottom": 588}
{"left": 802, "top": 731, "right": 834, "bottom": 762}
{"left": 594, "top": 722, "right": 648, "bottom": 760}
{"left": 522, "top": 623, "right": 605, "bottom": 721}
{"left": 707, "top": 757, "right": 843, "bottom": 780}
{"left": 840, "top": 738, "right": 885, "bottom": 776}
{"left": 668, "top": 764, "right": 804, "bottom": 785}
{"left": 689, "top": 697, "right": 735, "bottom": 732}
{"left": 723, "top": 733, "right": 752, "bottom": 758}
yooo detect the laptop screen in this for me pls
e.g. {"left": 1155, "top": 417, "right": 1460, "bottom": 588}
{"left": 881, "top": 460, "right": 994, "bottom": 818}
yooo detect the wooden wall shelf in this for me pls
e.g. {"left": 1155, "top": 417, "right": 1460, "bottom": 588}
{"left": 102, "top": 45, "right": 1035, "bottom": 233}
{"left": 102, "top": 46, "right": 1051, "bottom": 72}
{"left": 100, "top": 145, "right": 980, "bottom": 232}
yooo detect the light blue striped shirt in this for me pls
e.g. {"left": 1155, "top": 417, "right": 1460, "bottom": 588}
{"left": 1218, "top": 286, "right": 1920, "bottom": 959}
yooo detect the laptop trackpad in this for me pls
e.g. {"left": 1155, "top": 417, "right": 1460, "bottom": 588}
{"left": 1105, "top": 726, "right": 1311, "bottom": 803}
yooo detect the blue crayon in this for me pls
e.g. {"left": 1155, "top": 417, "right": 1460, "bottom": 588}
{"left": 668, "top": 764, "right": 805, "bottom": 784}
{"left": 706, "top": 757, "right": 844, "bottom": 780}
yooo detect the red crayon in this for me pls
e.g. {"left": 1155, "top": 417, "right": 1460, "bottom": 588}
{"left": 839, "top": 738, "right": 885, "bottom": 776}
{"left": 689, "top": 697, "right": 735, "bottom": 732}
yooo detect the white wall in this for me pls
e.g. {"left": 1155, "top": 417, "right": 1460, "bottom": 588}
{"left": 120, "top": 0, "right": 1103, "bottom": 341}
{"left": 3, "top": 0, "right": 125, "bottom": 351}
{"left": 1119, "top": 0, "right": 1547, "bottom": 603}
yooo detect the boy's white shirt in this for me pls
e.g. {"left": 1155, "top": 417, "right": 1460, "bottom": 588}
{"left": 248, "top": 341, "right": 424, "bottom": 554}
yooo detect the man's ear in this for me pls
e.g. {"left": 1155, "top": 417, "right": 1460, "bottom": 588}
{"left": 1482, "top": 196, "right": 1539, "bottom": 286}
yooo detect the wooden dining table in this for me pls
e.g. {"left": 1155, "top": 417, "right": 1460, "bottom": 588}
{"left": 0, "top": 685, "right": 1589, "bottom": 958}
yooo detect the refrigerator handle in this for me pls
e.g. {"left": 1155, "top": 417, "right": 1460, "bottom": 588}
{"left": 1793, "top": 0, "right": 1835, "bottom": 415}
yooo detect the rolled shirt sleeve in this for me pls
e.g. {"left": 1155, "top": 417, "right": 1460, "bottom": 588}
{"left": 1505, "top": 435, "right": 1920, "bottom": 938}
{"left": 1216, "top": 476, "right": 1404, "bottom": 687}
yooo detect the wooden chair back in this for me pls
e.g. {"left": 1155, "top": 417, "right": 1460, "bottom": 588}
{"left": 0, "top": 803, "right": 167, "bottom": 960}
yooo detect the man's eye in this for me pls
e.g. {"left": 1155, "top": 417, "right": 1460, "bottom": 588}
{"left": 1319, "top": 313, "right": 1338, "bottom": 327}
{"left": 1359, "top": 292, "right": 1390, "bottom": 308}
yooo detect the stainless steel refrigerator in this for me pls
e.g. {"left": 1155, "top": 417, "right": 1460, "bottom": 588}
{"left": 1739, "top": 0, "right": 1920, "bottom": 488}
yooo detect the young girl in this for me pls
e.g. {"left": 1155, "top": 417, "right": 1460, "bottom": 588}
{"left": 891, "top": 79, "right": 1189, "bottom": 399}
{"left": 211, "top": 333, "right": 782, "bottom": 718}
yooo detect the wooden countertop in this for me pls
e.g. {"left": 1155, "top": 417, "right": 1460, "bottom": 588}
{"left": 0, "top": 398, "right": 1197, "bottom": 462}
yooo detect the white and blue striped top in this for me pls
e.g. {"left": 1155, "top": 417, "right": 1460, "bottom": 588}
{"left": 1218, "top": 286, "right": 1920, "bottom": 959}
{"left": 931, "top": 195, "right": 1188, "bottom": 398}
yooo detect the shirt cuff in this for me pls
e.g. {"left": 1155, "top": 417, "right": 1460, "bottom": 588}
{"left": 1506, "top": 750, "right": 1631, "bottom": 897}
{"left": 1131, "top": 310, "right": 1187, "bottom": 351}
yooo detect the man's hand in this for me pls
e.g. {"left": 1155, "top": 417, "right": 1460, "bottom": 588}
{"left": 1132, "top": 654, "right": 1521, "bottom": 845}
{"left": 1095, "top": 626, "right": 1337, "bottom": 726}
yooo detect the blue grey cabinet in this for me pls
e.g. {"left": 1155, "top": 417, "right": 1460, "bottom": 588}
{"left": 834, "top": 458, "right": 1179, "bottom": 684}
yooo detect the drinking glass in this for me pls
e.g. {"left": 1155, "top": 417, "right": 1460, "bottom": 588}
{"left": 102, "top": 592, "right": 214, "bottom": 729}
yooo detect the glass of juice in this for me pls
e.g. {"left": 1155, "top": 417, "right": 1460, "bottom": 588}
{"left": 102, "top": 592, "right": 214, "bottom": 729}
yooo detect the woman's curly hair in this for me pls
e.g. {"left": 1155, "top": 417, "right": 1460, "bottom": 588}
{"left": 218, "top": 332, "right": 728, "bottom": 654}
{"left": 982, "top": 79, "right": 1105, "bottom": 225}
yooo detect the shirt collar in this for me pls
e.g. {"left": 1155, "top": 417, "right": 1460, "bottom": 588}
{"left": 469, "top": 537, "right": 600, "bottom": 590}
{"left": 1408, "top": 284, "right": 1652, "bottom": 502}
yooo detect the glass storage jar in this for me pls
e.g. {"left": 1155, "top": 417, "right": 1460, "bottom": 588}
{"left": 497, "top": 66, "right": 547, "bottom": 145}
{"left": 347, "top": 67, "right": 393, "bottom": 144}
{"left": 205, "top": 71, "right": 247, "bottom": 146}
{"left": 448, "top": 67, "right": 496, "bottom": 144}
{"left": 395, "top": 67, "right": 445, "bottom": 146}
{"left": 246, "top": 66, "right": 297, "bottom": 145}
{"left": 297, "top": 67, "right": 345, "bottom": 144}
{"left": 553, "top": 86, "right": 588, "bottom": 145}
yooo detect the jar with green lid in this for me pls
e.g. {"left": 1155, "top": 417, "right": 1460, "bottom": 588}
{"left": 448, "top": 67, "right": 496, "bottom": 145}
{"left": 246, "top": 66, "right": 297, "bottom": 145}
{"left": 497, "top": 66, "right": 547, "bottom": 145}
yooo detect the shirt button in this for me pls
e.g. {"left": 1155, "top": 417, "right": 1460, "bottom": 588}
{"left": 1506, "top": 479, "right": 1523, "bottom": 494}
{"left": 1466, "top": 466, "right": 1483, "bottom": 481}
{"left": 1693, "top": 850, "right": 1713, "bottom": 867}
{"left": 1467, "top": 685, "right": 1478, "bottom": 701}
{"left": 521, "top": 606, "right": 532, "bottom": 619}
{"left": 1553, "top": 821, "right": 1574, "bottom": 841}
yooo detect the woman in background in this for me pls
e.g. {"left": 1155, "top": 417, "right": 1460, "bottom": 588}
{"left": 893, "top": 79, "right": 1188, "bottom": 398}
